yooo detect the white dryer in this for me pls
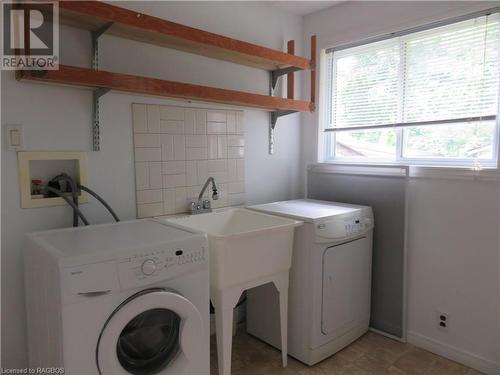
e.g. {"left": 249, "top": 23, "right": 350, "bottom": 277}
{"left": 23, "top": 219, "right": 209, "bottom": 375}
{"left": 247, "top": 199, "right": 374, "bottom": 365}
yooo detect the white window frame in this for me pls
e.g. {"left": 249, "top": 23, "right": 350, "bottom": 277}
{"left": 319, "top": 9, "right": 500, "bottom": 169}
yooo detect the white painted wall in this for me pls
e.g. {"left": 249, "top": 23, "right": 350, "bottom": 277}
{"left": 303, "top": 2, "right": 500, "bottom": 373}
{"left": 1, "top": 1, "right": 304, "bottom": 367}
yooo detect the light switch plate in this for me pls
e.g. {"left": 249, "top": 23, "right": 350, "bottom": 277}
{"left": 6, "top": 125, "right": 24, "bottom": 151}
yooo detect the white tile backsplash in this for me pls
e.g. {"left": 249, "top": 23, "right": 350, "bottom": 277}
{"left": 207, "top": 135, "right": 218, "bottom": 159}
{"left": 162, "top": 161, "right": 186, "bottom": 175}
{"left": 186, "top": 135, "right": 208, "bottom": 148}
{"left": 228, "top": 193, "right": 245, "bottom": 206}
{"left": 228, "top": 181, "right": 245, "bottom": 194}
{"left": 217, "top": 136, "right": 228, "bottom": 159}
{"left": 227, "top": 135, "right": 244, "bottom": 147}
{"left": 160, "top": 106, "right": 184, "bottom": 121}
{"left": 226, "top": 111, "right": 236, "bottom": 133}
{"left": 160, "top": 134, "right": 174, "bottom": 160}
{"left": 236, "top": 112, "right": 244, "bottom": 134}
{"left": 163, "top": 174, "right": 186, "bottom": 188}
{"left": 195, "top": 109, "right": 207, "bottom": 134}
{"left": 161, "top": 120, "right": 184, "bottom": 134}
{"left": 173, "top": 135, "right": 186, "bottom": 160}
{"left": 237, "top": 159, "right": 245, "bottom": 181}
{"left": 137, "top": 203, "right": 163, "bottom": 218}
{"left": 148, "top": 162, "right": 163, "bottom": 189}
{"left": 207, "top": 110, "right": 227, "bottom": 122}
{"left": 134, "top": 133, "right": 160, "bottom": 148}
{"left": 174, "top": 187, "right": 188, "bottom": 212}
{"left": 135, "top": 148, "right": 162, "bottom": 162}
{"left": 147, "top": 105, "right": 161, "bottom": 133}
{"left": 135, "top": 162, "right": 149, "bottom": 190}
{"left": 207, "top": 122, "right": 227, "bottom": 134}
{"left": 186, "top": 161, "right": 197, "bottom": 186}
{"left": 228, "top": 146, "right": 244, "bottom": 159}
{"left": 196, "top": 160, "right": 209, "bottom": 184}
{"left": 186, "top": 147, "right": 208, "bottom": 161}
{"left": 136, "top": 189, "right": 162, "bottom": 204}
{"left": 132, "top": 104, "right": 148, "bottom": 133}
{"left": 163, "top": 189, "right": 175, "bottom": 214}
{"left": 208, "top": 159, "right": 227, "bottom": 172}
{"left": 133, "top": 104, "right": 245, "bottom": 218}
{"left": 184, "top": 109, "right": 196, "bottom": 134}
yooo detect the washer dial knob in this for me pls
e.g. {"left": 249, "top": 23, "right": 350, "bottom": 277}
{"left": 141, "top": 259, "right": 156, "bottom": 275}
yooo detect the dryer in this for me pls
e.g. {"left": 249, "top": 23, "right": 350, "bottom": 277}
{"left": 23, "top": 219, "right": 209, "bottom": 375}
{"left": 247, "top": 199, "right": 374, "bottom": 365}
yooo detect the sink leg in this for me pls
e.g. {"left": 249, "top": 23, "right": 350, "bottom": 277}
{"left": 279, "top": 286, "right": 288, "bottom": 368}
{"left": 212, "top": 288, "right": 242, "bottom": 375}
{"left": 273, "top": 272, "right": 290, "bottom": 368}
{"left": 215, "top": 306, "right": 234, "bottom": 375}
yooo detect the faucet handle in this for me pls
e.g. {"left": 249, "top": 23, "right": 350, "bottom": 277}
{"left": 189, "top": 202, "right": 197, "bottom": 212}
{"left": 202, "top": 199, "right": 211, "bottom": 209}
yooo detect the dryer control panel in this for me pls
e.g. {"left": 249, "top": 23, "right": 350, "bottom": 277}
{"left": 315, "top": 210, "right": 374, "bottom": 243}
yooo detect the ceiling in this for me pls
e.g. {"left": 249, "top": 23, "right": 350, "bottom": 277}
{"left": 270, "top": 1, "right": 346, "bottom": 16}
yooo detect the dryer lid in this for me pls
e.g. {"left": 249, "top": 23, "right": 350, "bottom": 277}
{"left": 249, "top": 199, "right": 369, "bottom": 223}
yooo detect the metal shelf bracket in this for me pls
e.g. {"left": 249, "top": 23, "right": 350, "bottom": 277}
{"left": 267, "top": 63, "right": 301, "bottom": 155}
{"left": 270, "top": 67, "right": 302, "bottom": 92}
{"left": 91, "top": 22, "right": 113, "bottom": 150}
{"left": 91, "top": 22, "right": 114, "bottom": 69}
{"left": 92, "top": 88, "right": 111, "bottom": 151}
{"left": 269, "top": 110, "right": 297, "bottom": 154}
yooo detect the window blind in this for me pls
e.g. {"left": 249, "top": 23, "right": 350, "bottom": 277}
{"left": 325, "top": 12, "right": 500, "bottom": 133}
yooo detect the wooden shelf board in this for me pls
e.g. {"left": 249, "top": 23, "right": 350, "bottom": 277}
{"left": 56, "top": 1, "right": 311, "bottom": 71}
{"left": 18, "top": 65, "right": 311, "bottom": 112}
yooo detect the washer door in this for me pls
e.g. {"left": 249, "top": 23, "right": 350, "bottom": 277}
{"left": 97, "top": 289, "right": 203, "bottom": 375}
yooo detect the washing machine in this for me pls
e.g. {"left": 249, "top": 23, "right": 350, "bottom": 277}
{"left": 23, "top": 219, "right": 209, "bottom": 375}
{"left": 246, "top": 199, "right": 374, "bottom": 365}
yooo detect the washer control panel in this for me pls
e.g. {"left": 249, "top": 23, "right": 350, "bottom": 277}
{"left": 141, "top": 259, "right": 157, "bottom": 275}
{"left": 117, "top": 237, "right": 207, "bottom": 289}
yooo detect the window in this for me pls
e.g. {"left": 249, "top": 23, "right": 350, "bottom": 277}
{"left": 322, "top": 13, "right": 500, "bottom": 167}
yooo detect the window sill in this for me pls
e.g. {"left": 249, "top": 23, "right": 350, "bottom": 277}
{"left": 309, "top": 162, "right": 500, "bottom": 182}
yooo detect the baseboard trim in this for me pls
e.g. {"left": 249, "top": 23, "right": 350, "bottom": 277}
{"left": 407, "top": 331, "right": 500, "bottom": 375}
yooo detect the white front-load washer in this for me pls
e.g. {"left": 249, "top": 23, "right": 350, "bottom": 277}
{"left": 246, "top": 199, "right": 374, "bottom": 365}
{"left": 23, "top": 219, "right": 209, "bottom": 375}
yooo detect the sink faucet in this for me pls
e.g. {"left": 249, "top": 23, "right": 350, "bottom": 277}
{"left": 190, "top": 177, "right": 218, "bottom": 214}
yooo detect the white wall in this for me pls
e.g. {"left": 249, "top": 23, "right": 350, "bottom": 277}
{"left": 303, "top": 2, "right": 500, "bottom": 373}
{"left": 406, "top": 175, "right": 500, "bottom": 373}
{"left": 1, "top": 1, "right": 304, "bottom": 367}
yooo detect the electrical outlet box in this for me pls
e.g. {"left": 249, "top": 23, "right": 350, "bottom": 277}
{"left": 437, "top": 311, "right": 449, "bottom": 330}
{"left": 18, "top": 151, "right": 89, "bottom": 208}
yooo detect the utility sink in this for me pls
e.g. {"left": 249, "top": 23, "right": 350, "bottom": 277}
{"left": 166, "top": 207, "right": 302, "bottom": 375}
{"left": 166, "top": 208, "right": 302, "bottom": 290}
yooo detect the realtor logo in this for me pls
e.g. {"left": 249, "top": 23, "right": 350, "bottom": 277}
{"left": 1, "top": 1, "right": 59, "bottom": 70}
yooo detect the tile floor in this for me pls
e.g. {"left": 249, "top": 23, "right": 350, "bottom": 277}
{"left": 210, "top": 326, "right": 483, "bottom": 375}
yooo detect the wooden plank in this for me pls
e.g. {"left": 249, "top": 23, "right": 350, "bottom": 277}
{"left": 287, "top": 40, "right": 295, "bottom": 99}
{"left": 310, "top": 35, "right": 317, "bottom": 111}
{"left": 17, "top": 65, "right": 311, "bottom": 112}
{"left": 56, "top": 1, "right": 311, "bottom": 71}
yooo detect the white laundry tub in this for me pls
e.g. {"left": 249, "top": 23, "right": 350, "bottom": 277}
{"left": 166, "top": 208, "right": 302, "bottom": 375}
{"left": 167, "top": 208, "right": 302, "bottom": 291}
